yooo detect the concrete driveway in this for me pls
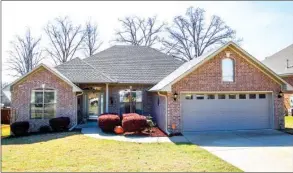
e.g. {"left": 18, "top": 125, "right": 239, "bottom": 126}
{"left": 183, "top": 130, "right": 293, "bottom": 172}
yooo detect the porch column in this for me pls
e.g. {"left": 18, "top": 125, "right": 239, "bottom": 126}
{"left": 106, "top": 83, "right": 109, "bottom": 112}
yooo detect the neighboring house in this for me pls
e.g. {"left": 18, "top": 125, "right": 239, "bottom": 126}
{"left": 1, "top": 90, "right": 11, "bottom": 108}
{"left": 4, "top": 42, "right": 292, "bottom": 134}
{"left": 262, "top": 44, "right": 293, "bottom": 115}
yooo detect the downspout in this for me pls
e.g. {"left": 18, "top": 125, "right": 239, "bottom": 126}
{"left": 69, "top": 91, "right": 83, "bottom": 131}
{"left": 157, "top": 91, "right": 171, "bottom": 136}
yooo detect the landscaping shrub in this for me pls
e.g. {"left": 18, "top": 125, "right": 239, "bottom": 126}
{"left": 39, "top": 125, "right": 51, "bottom": 133}
{"left": 122, "top": 115, "right": 148, "bottom": 132}
{"left": 122, "top": 113, "right": 140, "bottom": 119}
{"left": 10, "top": 121, "right": 30, "bottom": 136}
{"left": 98, "top": 114, "right": 120, "bottom": 132}
{"left": 49, "top": 117, "right": 70, "bottom": 132}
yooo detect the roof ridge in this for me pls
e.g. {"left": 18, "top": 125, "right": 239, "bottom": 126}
{"left": 266, "top": 43, "right": 293, "bottom": 60}
{"left": 79, "top": 58, "right": 116, "bottom": 82}
{"left": 54, "top": 57, "right": 81, "bottom": 68}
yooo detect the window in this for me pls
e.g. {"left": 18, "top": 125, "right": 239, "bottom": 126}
{"left": 259, "top": 94, "right": 266, "bottom": 99}
{"left": 218, "top": 94, "right": 226, "bottom": 99}
{"left": 185, "top": 94, "right": 193, "bottom": 100}
{"left": 30, "top": 89, "right": 56, "bottom": 119}
{"left": 207, "top": 94, "right": 215, "bottom": 99}
{"left": 249, "top": 94, "right": 256, "bottom": 99}
{"left": 239, "top": 94, "right": 246, "bottom": 99}
{"left": 119, "top": 90, "right": 143, "bottom": 114}
{"left": 229, "top": 94, "right": 236, "bottom": 99}
{"left": 222, "top": 58, "right": 235, "bottom": 82}
{"left": 196, "top": 95, "right": 204, "bottom": 100}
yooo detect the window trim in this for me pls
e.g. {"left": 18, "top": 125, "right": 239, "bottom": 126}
{"left": 30, "top": 89, "right": 57, "bottom": 119}
{"left": 222, "top": 58, "right": 235, "bottom": 82}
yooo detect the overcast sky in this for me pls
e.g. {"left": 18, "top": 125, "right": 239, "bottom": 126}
{"left": 2, "top": 1, "right": 293, "bottom": 83}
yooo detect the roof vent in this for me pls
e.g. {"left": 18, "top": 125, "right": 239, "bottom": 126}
{"left": 287, "top": 59, "right": 293, "bottom": 68}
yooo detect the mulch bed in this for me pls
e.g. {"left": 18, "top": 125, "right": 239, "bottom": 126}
{"left": 123, "top": 127, "right": 168, "bottom": 137}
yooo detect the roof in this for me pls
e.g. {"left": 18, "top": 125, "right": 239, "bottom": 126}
{"left": 55, "top": 57, "right": 115, "bottom": 83}
{"left": 150, "top": 41, "right": 293, "bottom": 92}
{"left": 262, "top": 43, "right": 293, "bottom": 76}
{"left": 3, "top": 64, "right": 82, "bottom": 100}
{"left": 56, "top": 45, "right": 184, "bottom": 84}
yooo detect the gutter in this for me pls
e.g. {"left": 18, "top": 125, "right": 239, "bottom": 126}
{"left": 157, "top": 91, "right": 171, "bottom": 136}
{"left": 70, "top": 91, "right": 83, "bottom": 131}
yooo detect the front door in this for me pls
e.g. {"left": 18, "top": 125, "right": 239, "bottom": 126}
{"left": 87, "top": 92, "right": 104, "bottom": 120}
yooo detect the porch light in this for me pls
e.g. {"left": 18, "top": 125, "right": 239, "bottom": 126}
{"left": 41, "top": 84, "right": 45, "bottom": 89}
{"left": 172, "top": 123, "right": 176, "bottom": 130}
{"left": 278, "top": 91, "right": 283, "bottom": 98}
{"left": 173, "top": 92, "right": 178, "bottom": 101}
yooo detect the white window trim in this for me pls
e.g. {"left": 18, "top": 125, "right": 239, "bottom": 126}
{"left": 30, "top": 89, "right": 57, "bottom": 119}
{"left": 222, "top": 58, "right": 235, "bottom": 82}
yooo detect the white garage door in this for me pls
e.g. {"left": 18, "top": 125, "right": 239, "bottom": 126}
{"left": 181, "top": 93, "right": 273, "bottom": 132}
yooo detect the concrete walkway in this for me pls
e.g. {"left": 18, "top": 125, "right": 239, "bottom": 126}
{"left": 184, "top": 130, "right": 293, "bottom": 172}
{"left": 78, "top": 122, "right": 188, "bottom": 143}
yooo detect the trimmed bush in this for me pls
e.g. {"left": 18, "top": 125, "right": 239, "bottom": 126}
{"left": 39, "top": 125, "right": 51, "bottom": 133}
{"left": 49, "top": 117, "right": 70, "bottom": 132}
{"left": 98, "top": 114, "right": 120, "bottom": 132}
{"left": 11, "top": 121, "right": 30, "bottom": 136}
{"left": 122, "top": 115, "right": 148, "bottom": 132}
{"left": 122, "top": 113, "right": 140, "bottom": 119}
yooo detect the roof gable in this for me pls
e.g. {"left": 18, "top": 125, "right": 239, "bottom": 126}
{"left": 150, "top": 41, "right": 293, "bottom": 92}
{"left": 6, "top": 63, "right": 82, "bottom": 93}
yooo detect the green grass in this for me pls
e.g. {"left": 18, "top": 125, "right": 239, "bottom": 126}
{"left": 1, "top": 125, "right": 10, "bottom": 137}
{"left": 2, "top": 132, "right": 241, "bottom": 172}
{"left": 285, "top": 116, "right": 293, "bottom": 129}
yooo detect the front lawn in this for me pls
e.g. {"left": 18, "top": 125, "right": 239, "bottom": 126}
{"left": 285, "top": 116, "right": 293, "bottom": 134}
{"left": 2, "top": 132, "right": 241, "bottom": 172}
{"left": 1, "top": 124, "right": 10, "bottom": 137}
{"left": 285, "top": 116, "right": 293, "bottom": 129}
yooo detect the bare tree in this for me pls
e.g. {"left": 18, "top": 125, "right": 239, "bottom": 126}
{"left": 7, "top": 29, "right": 43, "bottom": 77}
{"left": 45, "top": 16, "right": 86, "bottom": 65}
{"left": 83, "top": 20, "right": 103, "bottom": 57}
{"left": 114, "top": 15, "right": 165, "bottom": 47}
{"left": 162, "top": 7, "right": 241, "bottom": 62}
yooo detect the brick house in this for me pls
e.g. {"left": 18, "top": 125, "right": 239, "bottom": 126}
{"left": 262, "top": 43, "right": 293, "bottom": 115}
{"left": 3, "top": 42, "right": 292, "bottom": 134}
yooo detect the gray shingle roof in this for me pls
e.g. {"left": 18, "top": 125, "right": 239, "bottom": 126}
{"left": 55, "top": 57, "right": 114, "bottom": 83}
{"left": 56, "top": 45, "right": 183, "bottom": 84}
{"left": 262, "top": 43, "right": 293, "bottom": 75}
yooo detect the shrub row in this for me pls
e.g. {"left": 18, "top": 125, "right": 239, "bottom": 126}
{"left": 10, "top": 117, "right": 71, "bottom": 136}
{"left": 98, "top": 113, "right": 148, "bottom": 133}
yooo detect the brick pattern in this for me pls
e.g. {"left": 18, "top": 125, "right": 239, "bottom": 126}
{"left": 281, "top": 76, "right": 293, "bottom": 114}
{"left": 11, "top": 67, "right": 77, "bottom": 132}
{"left": 168, "top": 47, "right": 284, "bottom": 133}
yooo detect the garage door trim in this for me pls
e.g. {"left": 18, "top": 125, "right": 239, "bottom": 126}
{"left": 180, "top": 91, "right": 274, "bottom": 132}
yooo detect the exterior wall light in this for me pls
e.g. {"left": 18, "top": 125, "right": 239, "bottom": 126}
{"left": 278, "top": 91, "right": 283, "bottom": 98}
{"left": 173, "top": 92, "right": 178, "bottom": 101}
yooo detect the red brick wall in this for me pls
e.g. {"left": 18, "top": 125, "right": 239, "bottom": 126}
{"left": 11, "top": 67, "right": 77, "bottom": 132}
{"left": 281, "top": 76, "right": 293, "bottom": 114}
{"left": 168, "top": 46, "right": 284, "bottom": 133}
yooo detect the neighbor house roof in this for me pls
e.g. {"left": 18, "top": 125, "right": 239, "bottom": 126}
{"left": 150, "top": 41, "right": 293, "bottom": 92}
{"left": 3, "top": 64, "right": 82, "bottom": 100}
{"left": 56, "top": 45, "right": 184, "bottom": 84}
{"left": 262, "top": 43, "right": 293, "bottom": 76}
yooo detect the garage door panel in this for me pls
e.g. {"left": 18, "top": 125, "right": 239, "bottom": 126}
{"left": 181, "top": 93, "right": 272, "bottom": 132}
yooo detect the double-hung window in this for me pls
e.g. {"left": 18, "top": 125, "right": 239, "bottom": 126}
{"left": 30, "top": 89, "right": 56, "bottom": 119}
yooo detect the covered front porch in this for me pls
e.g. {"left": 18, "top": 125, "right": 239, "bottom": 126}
{"left": 76, "top": 83, "right": 153, "bottom": 123}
